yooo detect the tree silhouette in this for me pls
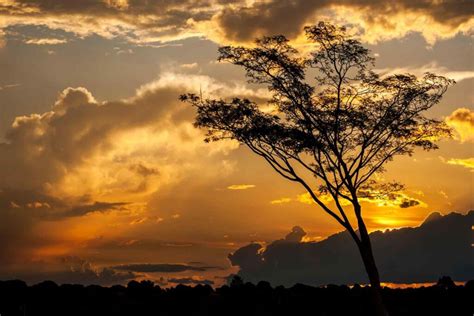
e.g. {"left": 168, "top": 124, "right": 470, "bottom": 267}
{"left": 180, "top": 22, "right": 453, "bottom": 316}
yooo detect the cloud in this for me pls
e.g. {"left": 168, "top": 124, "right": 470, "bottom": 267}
{"left": 445, "top": 108, "right": 474, "bottom": 143}
{"left": 0, "top": 0, "right": 472, "bottom": 46}
{"left": 112, "top": 263, "right": 219, "bottom": 273}
{"left": 227, "top": 184, "right": 255, "bottom": 190}
{"left": 6, "top": 256, "right": 138, "bottom": 286}
{"left": 283, "top": 226, "right": 306, "bottom": 243}
{"left": 229, "top": 211, "right": 474, "bottom": 286}
{"left": 294, "top": 188, "right": 425, "bottom": 209}
{"left": 0, "top": 72, "right": 263, "bottom": 266}
{"left": 296, "top": 192, "right": 335, "bottom": 205}
{"left": 25, "top": 38, "right": 68, "bottom": 45}
{"left": 270, "top": 197, "right": 292, "bottom": 204}
{"left": 0, "top": 0, "right": 216, "bottom": 44}
{"left": 0, "top": 72, "right": 243, "bottom": 196}
{"left": 55, "top": 201, "right": 129, "bottom": 219}
{"left": 180, "top": 62, "right": 199, "bottom": 69}
{"left": 375, "top": 63, "right": 474, "bottom": 83}
{"left": 398, "top": 199, "right": 421, "bottom": 208}
{"left": 358, "top": 188, "right": 426, "bottom": 209}
{"left": 211, "top": 0, "right": 473, "bottom": 45}
{"left": 445, "top": 157, "right": 474, "bottom": 171}
{"left": 0, "top": 188, "right": 128, "bottom": 220}
{"left": 167, "top": 277, "right": 214, "bottom": 285}
{"left": 129, "top": 216, "right": 163, "bottom": 225}
{"left": 0, "top": 83, "right": 21, "bottom": 91}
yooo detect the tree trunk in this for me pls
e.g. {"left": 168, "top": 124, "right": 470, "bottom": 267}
{"left": 356, "top": 218, "right": 389, "bottom": 316}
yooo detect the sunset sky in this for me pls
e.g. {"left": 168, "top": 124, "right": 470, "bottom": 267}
{"left": 0, "top": 0, "right": 473, "bottom": 286}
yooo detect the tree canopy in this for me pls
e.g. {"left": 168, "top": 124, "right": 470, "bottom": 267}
{"left": 181, "top": 22, "right": 453, "bottom": 238}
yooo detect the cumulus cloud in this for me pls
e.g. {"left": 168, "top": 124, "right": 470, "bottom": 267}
{"left": 0, "top": 73, "right": 244, "bottom": 196}
{"left": 229, "top": 211, "right": 474, "bottom": 286}
{"left": 283, "top": 226, "right": 306, "bottom": 242}
{"left": 446, "top": 108, "right": 474, "bottom": 143}
{"left": 0, "top": 0, "right": 472, "bottom": 46}
{"left": 0, "top": 72, "right": 266, "bottom": 267}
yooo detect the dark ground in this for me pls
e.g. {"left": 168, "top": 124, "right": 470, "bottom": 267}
{"left": 0, "top": 277, "right": 472, "bottom": 316}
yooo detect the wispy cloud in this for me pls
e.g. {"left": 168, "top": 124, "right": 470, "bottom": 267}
{"left": 180, "top": 62, "right": 198, "bottom": 69}
{"left": 0, "top": 83, "right": 20, "bottom": 91}
{"left": 375, "top": 62, "right": 474, "bottom": 82}
{"left": 294, "top": 189, "right": 425, "bottom": 209}
{"left": 112, "top": 263, "right": 219, "bottom": 273}
{"left": 25, "top": 38, "right": 68, "bottom": 45}
{"left": 445, "top": 157, "right": 474, "bottom": 171}
{"left": 227, "top": 184, "right": 255, "bottom": 190}
{"left": 270, "top": 197, "right": 292, "bottom": 204}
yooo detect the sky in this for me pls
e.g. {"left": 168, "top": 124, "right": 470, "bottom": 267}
{"left": 0, "top": 0, "right": 473, "bottom": 287}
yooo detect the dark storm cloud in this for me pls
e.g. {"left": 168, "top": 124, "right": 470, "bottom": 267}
{"left": 112, "top": 263, "right": 221, "bottom": 273}
{"left": 229, "top": 211, "right": 474, "bottom": 286}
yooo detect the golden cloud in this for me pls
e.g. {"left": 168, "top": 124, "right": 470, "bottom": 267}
{"left": 270, "top": 197, "right": 292, "bottom": 204}
{"left": 445, "top": 108, "right": 474, "bottom": 143}
{"left": 295, "top": 189, "right": 425, "bottom": 209}
{"left": 0, "top": 0, "right": 472, "bottom": 46}
{"left": 227, "top": 184, "right": 255, "bottom": 190}
{"left": 375, "top": 63, "right": 474, "bottom": 82}
{"left": 208, "top": 0, "right": 473, "bottom": 45}
{"left": 0, "top": 72, "right": 255, "bottom": 202}
{"left": 25, "top": 38, "right": 68, "bottom": 45}
{"left": 296, "top": 192, "right": 338, "bottom": 206}
{"left": 0, "top": 71, "right": 269, "bottom": 263}
{"left": 446, "top": 157, "right": 474, "bottom": 171}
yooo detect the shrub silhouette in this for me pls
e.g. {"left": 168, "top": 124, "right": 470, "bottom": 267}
{"left": 0, "top": 278, "right": 472, "bottom": 316}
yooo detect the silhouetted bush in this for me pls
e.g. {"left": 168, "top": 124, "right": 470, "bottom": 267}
{"left": 0, "top": 278, "right": 472, "bottom": 316}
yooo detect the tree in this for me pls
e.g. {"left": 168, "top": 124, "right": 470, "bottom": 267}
{"left": 180, "top": 22, "right": 453, "bottom": 315}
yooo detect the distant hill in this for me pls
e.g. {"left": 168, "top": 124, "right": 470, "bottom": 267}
{"left": 229, "top": 211, "right": 474, "bottom": 286}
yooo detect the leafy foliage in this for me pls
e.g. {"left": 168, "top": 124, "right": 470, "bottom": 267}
{"left": 180, "top": 21, "right": 453, "bottom": 235}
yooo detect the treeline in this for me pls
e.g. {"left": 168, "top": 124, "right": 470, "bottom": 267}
{"left": 0, "top": 276, "right": 472, "bottom": 316}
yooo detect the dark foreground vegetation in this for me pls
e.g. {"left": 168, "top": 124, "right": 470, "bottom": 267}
{"left": 0, "top": 277, "right": 472, "bottom": 316}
